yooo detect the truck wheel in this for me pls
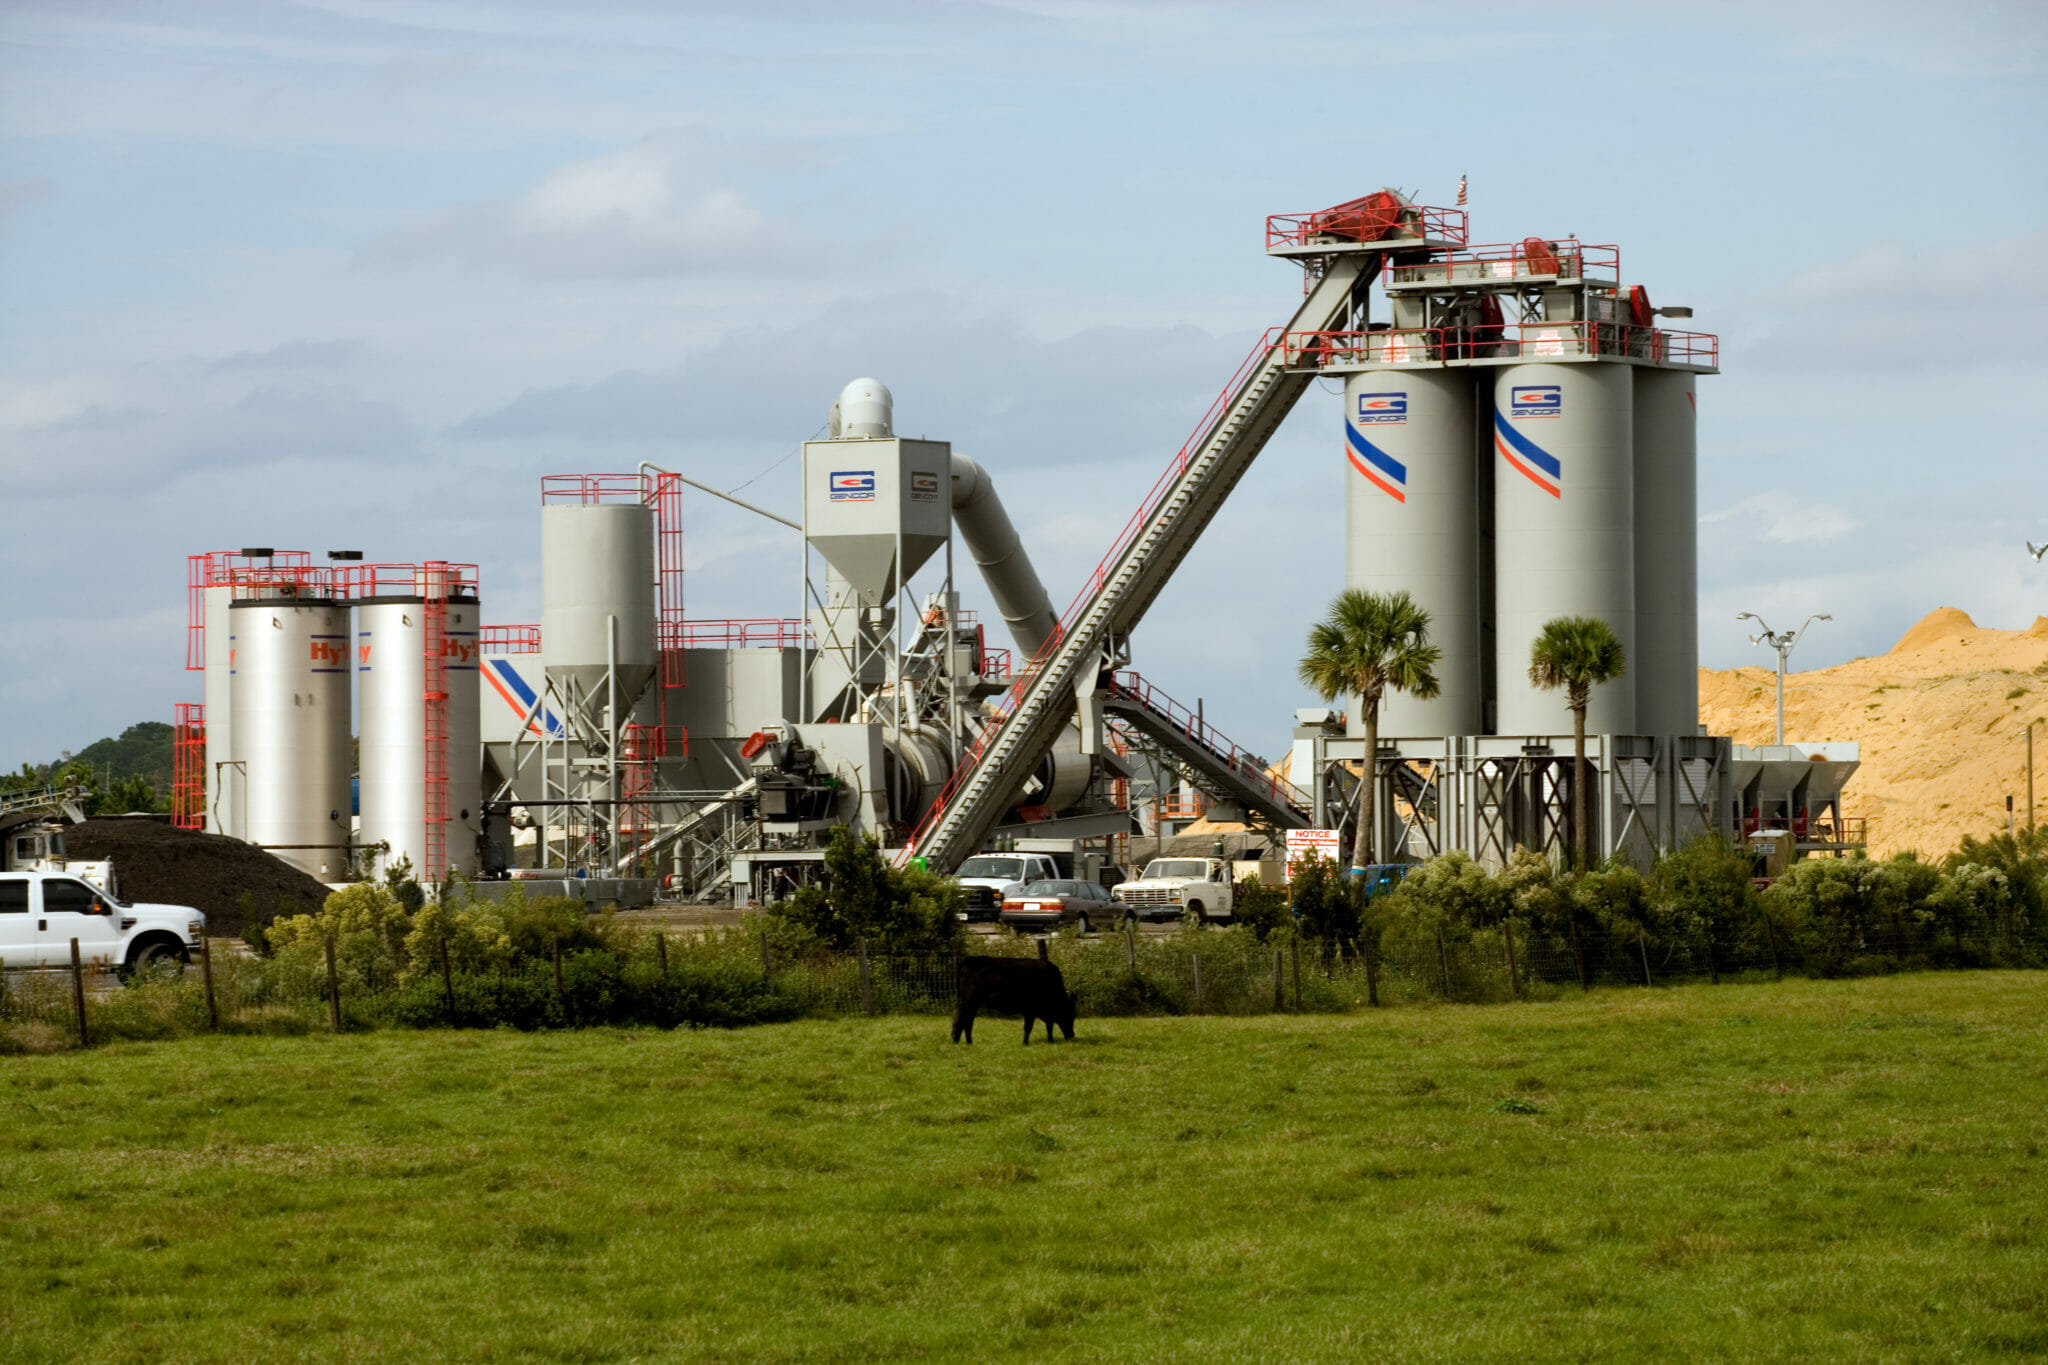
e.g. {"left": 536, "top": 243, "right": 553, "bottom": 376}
{"left": 123, "top": 935, "right": 189, "bottom": 982}
{"left": 1075, "top": 913, "right": 1091, "bottom": 936}
{"left": 1186, "top": 900, "right": 1204, "bottom": 922}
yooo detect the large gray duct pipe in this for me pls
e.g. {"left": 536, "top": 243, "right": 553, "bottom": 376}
{"left": 949, "top": 453, "right": 1057, "bottom": 659}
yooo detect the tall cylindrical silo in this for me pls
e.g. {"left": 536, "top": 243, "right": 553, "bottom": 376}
{"left": 1633, "top": 369, "right": 1698, "bottom": 738}
{"left": 1342, "top": 370, "right": 1481, "bottom": 737}
{"left": 541, "top": 503, "right": 656, "bottom": 736}
{"left": 1492, "top": 363, "right": 1636, "bottom": 736}
{"left": 202, "top": 582, "right": 236, "bottom": 835}
{"left": 357, "top": 590, "right": 483, "bottom": 880}
{"left": 229, "top": 590, "right": 352, "bottom": 879}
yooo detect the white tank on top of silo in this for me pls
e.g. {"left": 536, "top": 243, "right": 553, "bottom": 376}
{"left": 229, "top": 585, "right": 352, "bottom": 879}
{"left": 356, "top": 578, "right": 483, "bottom": 881}
{"left": 1343, "top": 369, "right": 1481, "bottom": 738}
{"left": 1633, "top": 369, "right": 1698, "bottom": 738}
{"left": 541, "top": 502, "right": 657, "bottom": 730}
{"left": 1491, "top": 363, "right": 1636, "bottom": 736}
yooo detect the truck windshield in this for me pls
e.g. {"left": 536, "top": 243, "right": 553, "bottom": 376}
{"left": 957, "top": 858, "right": 1025, "bottom": 880}
{"left": 1143, "top": 860, "right": 1209, "bottom": 880}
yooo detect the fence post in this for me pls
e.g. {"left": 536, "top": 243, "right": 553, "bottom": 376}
{"left": 1704, "top": 922, "right": 1720, "bottom": 985}
{"left": 1503, "top": 917, "right": 1522, "bottom": 999}
{"left": 551, "top": 934, "right": 566, "bottom": 1020}
{"left": 655, "top": 931, "right": 669, "bottom": 982}
{"left": 858, "top": 938, "right": 874, "bottom": 1016}
{"left": 69, "top": 939, "right": 89, "bottom": 1047}
{"left": 1435, "top": 924, "right": 1452, "bottom": 1000}
{"left": 324, "top": 934, "right": 342, "bottom": 1032}
{"left": 1037, "top": 936, "right": 1048, "bottom": 962}
{"left": 1568, "top": 916, "right": 1589, "bottom": 992}
{"left": 759, "top": 930, "right": 772, "bottom": 980}
{"left": 1274, "top": 949, "right": 1284, "bottom": 1012}
{"left": 1191, "top": 953, "right": 1203, "bottom": 1012}
{"left": 1290, "top": 934, "right": 1302, "bottom": 1010}
{"left": 1761, "top": 910, "right": 1783, "bottom": 980}
{"left": 199, "top": 936, "right": 219, "bottom": 1030}
{"left": 439, "top": 935, "right": 456, "bottom": 1018}
{"left": 1636, "top": 928, "right": 1653, "bottom": 987}
{"left": 1362, "top": 932, "right": 1380, "bottom": 1008}
{"left": 1124, "top": 918, "right": 1137, "bottom": 971}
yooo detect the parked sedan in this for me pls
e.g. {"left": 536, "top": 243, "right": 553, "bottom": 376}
{"left": 997, "top": 879, "right": 1121, "bottom": 935}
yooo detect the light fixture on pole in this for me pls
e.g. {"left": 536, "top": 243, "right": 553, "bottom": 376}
{"left": 1736, "top": 612, "right": 1832, "bottom": 746}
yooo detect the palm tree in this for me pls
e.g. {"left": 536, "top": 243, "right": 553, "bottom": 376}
{"left": 1527, "top": 616, "right": 1628, "bottom": 870}
{"left": 1298, "top": 589, "right": 1441, "bottom": 875}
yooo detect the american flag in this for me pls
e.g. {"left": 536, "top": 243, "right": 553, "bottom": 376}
{"left": 1456, "top": 174, "right": 1468, "bottom": 207}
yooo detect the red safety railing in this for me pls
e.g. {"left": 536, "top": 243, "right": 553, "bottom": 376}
{"left": 539, "top": 473, "right": 644, "bottom": 505}
{"left": 1740, "top": 812, "right": 1867, "bottom": 847}
{"left": 1283, "top": 321, "right": 1720, "bottom": 369}
{"left": 185, "top": 550, "right": 314, "bottom": 669}
{"left": 171, "top": 702, "right": 205, "bottom": 830}
{"left": 1153, "top": 795, "right": 1209, "bottom": 822}
{"left": 480, "top": 624, "right": 541, "bottom": 654}
{"left": 1108, "top": 671, "right": 1312, "bottom": 815}
{"left": 1266, "top": 197, "right": 1467, "bottom": 252}
{"left": 332, "top": 562, "right": 480, "bottom": 600}
{"left": 1383, "top": 240, "right": 1619, "bottom": 288}
{"left": 680, "top": 618, "right": 811, "bottom": 649}
{"left": 980, "top": 646, "right": 1013, "bottom": 680}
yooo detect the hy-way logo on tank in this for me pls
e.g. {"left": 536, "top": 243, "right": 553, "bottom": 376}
{"left": 1345, "top": 422, "right": 1407, "bottom": 503}
{"left": 1495, "top": 410, "right": 1562, "bottom": 499}
{"left": 829, "top": 470, "right": 876, "bottom": 502}
{"left": 1509, "top": 385, "right": 1561, "bottom": 418}
{"left": 1354, "top": 392, "right": 1407, "bottom": 425}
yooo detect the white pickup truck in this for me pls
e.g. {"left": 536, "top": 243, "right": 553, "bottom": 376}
{"left": 0, "top": 870, "right": 204, "bottom": 976}
{"left": 1112, "top": 857, "right": 1236, "bottom": 924}
{"left": 952, "top": 852, "right": 1064, "bottom": 922}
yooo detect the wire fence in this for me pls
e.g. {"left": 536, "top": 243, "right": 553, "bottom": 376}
{"left": 3, "top": 916, "right": 2042, "bottom": 1052}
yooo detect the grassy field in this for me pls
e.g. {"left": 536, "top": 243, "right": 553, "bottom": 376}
{"left": 3, "top": 973, "right": 2045, "bottom": 1362}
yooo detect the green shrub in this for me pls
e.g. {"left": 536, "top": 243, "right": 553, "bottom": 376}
{"left": 766, "top": 827, "right": 960, "bottom": 954}
{"left": 1232, "top": 876, "right": 1290, "bottom": 943}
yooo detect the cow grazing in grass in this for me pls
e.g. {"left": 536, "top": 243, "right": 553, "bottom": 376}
{"left": 952, "top": 956, "right": 1077, "bottom": 1045}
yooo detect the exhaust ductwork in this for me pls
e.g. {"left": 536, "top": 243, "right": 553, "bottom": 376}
{"left": 950, "top": 453, "right": 1057, "bottom": 659}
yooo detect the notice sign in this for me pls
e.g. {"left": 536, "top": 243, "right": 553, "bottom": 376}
{"left": 1285, "top": 828, "right": 1340, "bottom": 872}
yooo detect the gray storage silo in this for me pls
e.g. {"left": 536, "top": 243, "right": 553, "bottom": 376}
{"left": 1633, "top": 369, "right": 1698, "bottom": 738}
{"left": 1491, "top": 362, "right": 1636, "bottom": 736}
{"left": 541, "top": 501, "right": 657, "bottom": 733}
{"left": 1342, "top": 370, "right": 1481, "bottom": 737}
{"left": 228, "top": 582, "right": 352, "bottom": 879}
{"left": 356, "top": 570, "right": 483, "bottom": 881}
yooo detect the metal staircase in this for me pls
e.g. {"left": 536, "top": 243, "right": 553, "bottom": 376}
{"left": 1103, "top": 672, "right": 1312, "bottom": 830}
{"left": 902, "top": 252, "right": 1376, "bottom": 871}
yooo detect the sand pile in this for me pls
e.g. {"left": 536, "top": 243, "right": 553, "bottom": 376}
{"left": 62, "top": 818, "right": 335, "bottom": 937}
{"left": 1700, "top": 608, "right": 2048, "bottom": 857}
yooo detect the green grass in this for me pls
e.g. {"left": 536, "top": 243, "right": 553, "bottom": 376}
{"left": 4, "top": 974, "right": 2046, "bottom": 1362}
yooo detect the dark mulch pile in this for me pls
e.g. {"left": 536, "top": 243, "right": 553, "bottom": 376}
{"left": 64, "top": 818, "right": 333, "bottom": 938}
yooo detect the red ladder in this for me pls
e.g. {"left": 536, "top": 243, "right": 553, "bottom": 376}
{"left": 422, "top": 562, "right": 450, "bottom": 884}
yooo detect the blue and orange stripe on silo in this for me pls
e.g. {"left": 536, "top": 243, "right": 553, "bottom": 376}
{"left": 1345, "top": 423, "right": 1407, "bottom": 503}
{"left": 1494, "top": 410, "right": 1562, "bottom": 499}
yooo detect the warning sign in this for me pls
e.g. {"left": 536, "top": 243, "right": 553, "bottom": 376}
{"left": 1285, "top": 829, "right": 1340, "bottom": 872}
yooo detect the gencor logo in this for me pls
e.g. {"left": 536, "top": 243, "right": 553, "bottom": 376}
{"left": 1509, "top": 385, "right": 1562, "bottom": 419}
{"left": 1354, "top": 392, "right": 1407, "bottom": 425}
{"left": 829, "top": 470, "right": 876, "bottom": 502}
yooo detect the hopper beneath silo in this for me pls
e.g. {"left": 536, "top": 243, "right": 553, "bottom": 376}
{"left": 802, "top": 437, "right": 953, "bottom": 607}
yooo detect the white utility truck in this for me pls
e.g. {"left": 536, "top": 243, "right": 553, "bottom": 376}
{"left": 0, "top": 870, "right": 204, "bottom": 975}
{"left": 1112, "top": 857, "right": 1236, "bottom": 924}
{"left": 952, "top": 851, "right": 1064, "bottom": 922}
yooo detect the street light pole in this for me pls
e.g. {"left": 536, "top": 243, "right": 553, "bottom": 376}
{"left": 1735, "top": 612, "right": 1832, "bottom": 746}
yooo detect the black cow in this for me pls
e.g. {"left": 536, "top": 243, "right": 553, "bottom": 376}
{"left": 952, "top": 956, "right": 1077, "bottom": 1045}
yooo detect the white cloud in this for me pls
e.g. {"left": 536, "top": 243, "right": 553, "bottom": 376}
{"left": 368, "top": 135, "right": 785, "bottom": 278}
{"left": 1702, "top": 494, "right": 1864, "bottom": 545}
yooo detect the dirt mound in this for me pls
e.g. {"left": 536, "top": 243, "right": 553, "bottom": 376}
{"left": 1699, "top": 610, "right": 2048, "bottom": 858}
{"left": 63, "top": 818, "right": 334, "bottom": 937}
{"left": 1891, "top": 607, "right": 1979, "bottom": 653}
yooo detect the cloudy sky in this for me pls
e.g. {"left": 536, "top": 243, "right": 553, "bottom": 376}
{"left": 2, "top": 0, "right": 2044, "bottom": 770}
